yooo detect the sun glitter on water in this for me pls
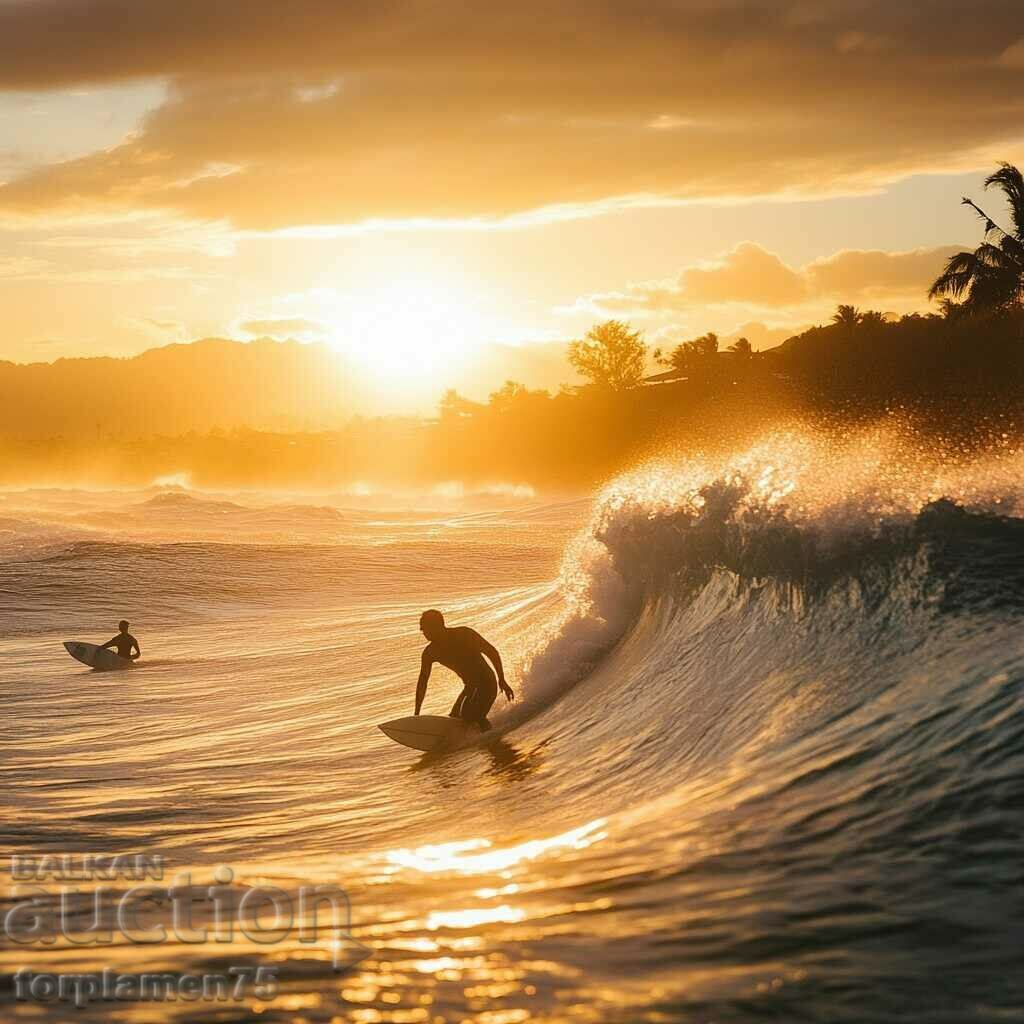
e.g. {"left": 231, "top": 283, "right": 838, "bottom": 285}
{"left": 386, "top": 819, "right": 608, "bottom": 875}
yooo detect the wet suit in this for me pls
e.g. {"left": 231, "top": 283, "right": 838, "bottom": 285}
{"left": 417, "top": 626, "right": 502, "bottom": 730}
{"left": 101, "top": 632, "right": 140, "bottom": 661}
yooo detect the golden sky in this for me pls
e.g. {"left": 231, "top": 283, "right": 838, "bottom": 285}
{"left": 1, "top": 1, "right": 1022, "bottom": 408}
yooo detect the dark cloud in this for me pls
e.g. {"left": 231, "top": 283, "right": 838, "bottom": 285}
{"left": 0, "top": 1, "right": 1022, "bottom": 226}
{"left": 585, "top": 243, "right": 962, "bottom": 314}
{"left": 804, "top": 247, "right": 966, "bottom": 298}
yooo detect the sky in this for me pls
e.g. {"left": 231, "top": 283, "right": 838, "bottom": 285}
{"left": 1, "top": 0, "right": 1022, "bottom": 409}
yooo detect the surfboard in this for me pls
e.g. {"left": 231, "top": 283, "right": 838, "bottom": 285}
{"left": 378, "top": 715, "right": 477, "bottom": 752}
{"left": 63, "top": 641, "right": 133, "bottom": 672}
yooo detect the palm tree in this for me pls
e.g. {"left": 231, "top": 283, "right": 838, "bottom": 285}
{"left": 930, "top": 163, "right": 1024, "bottom": 312}
{"left": 438, "top": 389, "right": 483, "bottom": 419}
{"left": 831, "top": 305, "right": 862, "bottom": 329}
{"left": 937, "top": 298, "right": 965, "bottom": 321}
{"left": 858, "top": 310, "right": 887, "bottom": 328}
{"left": 657, "top": 332, "right": 719, "bottom": 370}
{"left": 690, "top": 332, "right": 719, "bottom": 358}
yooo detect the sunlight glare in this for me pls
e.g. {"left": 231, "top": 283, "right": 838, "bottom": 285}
{"left": 304, "top": 273, "right": 500, "bottom": 398}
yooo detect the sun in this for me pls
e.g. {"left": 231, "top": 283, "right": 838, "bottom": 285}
{"left": 300, "top": 272, "right": 499, "bottom": 400}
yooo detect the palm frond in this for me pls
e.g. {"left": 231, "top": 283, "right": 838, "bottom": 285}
{"left": 929, "top": 250, "right": 983, "bottom": 300}
{"left": 974, "top": 241, "right": 1021, "bottom": 271}
{"left": 984, "top": 162, "right": 1024, "bottom": 241}
{"left": 963, "top": 264, "right": 1022, "bottom": 311}
{"left": 931, "top": 165, "right": 1024, "bottom": 312}
{"left": 997, "top": 229, "right": 1024, "bottom": 267}
{"left": 961, "top": 197, "right": 1005, "bottom": 242}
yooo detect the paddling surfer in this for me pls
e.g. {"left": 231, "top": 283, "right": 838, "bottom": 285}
{"left": 415, "top": 609, "right": 513, "bottom": 730}
{"left": 100, "top": 620, "right": 141, "bottom": 662}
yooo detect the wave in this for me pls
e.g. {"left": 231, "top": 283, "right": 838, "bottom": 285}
{"left": 517, "top": 429, "right": 1024, "bottom": 713}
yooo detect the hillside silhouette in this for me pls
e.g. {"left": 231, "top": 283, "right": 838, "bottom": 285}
{"left": 0, "top": 337, "right": 359, "bottom": 439}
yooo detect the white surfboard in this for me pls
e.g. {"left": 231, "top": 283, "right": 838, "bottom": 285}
{"left": 378, "top": 715, "right": 477, "bottom": 752}
{"left": 63, "top": 641, "right": 133, "bottom": 672}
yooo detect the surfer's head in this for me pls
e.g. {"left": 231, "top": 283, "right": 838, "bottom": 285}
{"left": 118, "top": 620, "right": 129, "bottom": 632}
{"left": 419, "top": 608, "right": 445, "bottom": 641}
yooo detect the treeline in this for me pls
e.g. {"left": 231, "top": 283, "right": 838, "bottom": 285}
{"left": 421, "top": 305, "right": 1024, "bottom": 487}
{"left": 3, "top": 305, "right": 1022, "bottom": 491}
{"left": 0, "top": 390, "right": 794, "bottom": 490}
{"left": 772, "top": 306, "right": 1024, "bottom": 395}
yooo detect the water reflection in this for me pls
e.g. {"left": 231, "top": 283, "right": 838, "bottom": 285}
{"left": 386, "top": 819, "right": 607, "bottom": 875}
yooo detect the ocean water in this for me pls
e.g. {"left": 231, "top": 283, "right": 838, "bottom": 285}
{"left": 2, "top": 428, "right": 1024, "bottom": 1023}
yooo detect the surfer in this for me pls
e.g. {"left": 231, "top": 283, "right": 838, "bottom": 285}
{"left": 415, "top": 609, "right": 513, "bottom": 730}
{"left": 100, "top": 620, "right": 141, "bottom": 662}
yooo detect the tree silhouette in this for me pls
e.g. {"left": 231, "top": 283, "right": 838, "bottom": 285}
{"left": 439, "top": 389, "right": 483, "bottom": 419}
{"left": 832, "top": 305, "right": 862, "bottom": 328}
{"left": 691, "top": 332, "right": 719, "bottom": 358}
{"left": 859, "top": 310, "right": 887, "bottom": 327}
{"left": 657, "top": 332, "right": 719, "bottom": 370}
{"left": 488, "top": 380, "right": 549, "bottom": 412}
{"left": 728, "top": 337, "right": 753, "bottom": 356}
{"left": 568, "top": 320, "right": 647, "bottom": 390}
{"left": 930, "top": 163, "right": 1024, "bottom": 312}
{"left": 937, "top": 298, "right": 966, "bottom": 321}
{"left": 489, "top": 380, "right": 527, "bottom": 409}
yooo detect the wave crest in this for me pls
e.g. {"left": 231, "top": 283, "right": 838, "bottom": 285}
{"left": 518, "top": 428, "right": 1024, "bottom": 706}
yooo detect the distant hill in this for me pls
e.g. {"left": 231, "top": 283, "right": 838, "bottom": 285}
{"left": 0, "top": 338, "right": 361, "bottom": 439}
{"left": 0, "top": 335, "right": 592, "bottom": 437}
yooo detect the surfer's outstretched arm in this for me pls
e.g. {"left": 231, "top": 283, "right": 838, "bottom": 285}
{"left": 477, "top": 634, "right": 514, "bottom": 702}
{"left": 130, "top": 637, "right": 141, "bottom": 661}
{"left": 414, "top": 648, "right": 433, "bottom": 715}
{"left": 99, "top": 636, "right": 119, "bottom": 651}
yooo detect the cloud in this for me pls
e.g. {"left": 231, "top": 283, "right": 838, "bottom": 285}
{"left": 723, "top": 322, "right": 809, "bottom": 351}
{"left": 0, "top": 256, "right": 52, "bottom": 278}
{"left": 804, "top": 246, "right": 963, "bottom": 298}
{"left": 579, "top": 242, "right": 962, "bottom": 318}
{"left": 581, "top": 244, "right": 808, "bottom": 315}
{"left": 122, "top": 316, "right": 187, "bottom": 341}
{"left": 26, "top": 337, "right": 74, "bottom": 348}
{"left": 0, "top": 1, "right": 1020, "bottom": 227}
{"left": 0, "top": 252, "right": 200, "bottom": 282}
{"left": 238, "top": 317, "right": 326, "bottom": 340}
{"left": 678, "top": 243, "right": 808, "bottom": 306}
{"left": 834, "top": 30, "right": 894, "bottom": 54}
{"left": 35, "top": 219, "right": 236, "bottom": 258}
{"left": 998, "top": 38, "right": 1024, "bottom": 68}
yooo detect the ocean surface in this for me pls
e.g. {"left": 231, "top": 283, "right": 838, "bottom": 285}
{"left": 2, "top": 428, "right": 1024, "bottom": 1023}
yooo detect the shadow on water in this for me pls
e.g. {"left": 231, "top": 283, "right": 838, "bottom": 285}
{"left": 65, "top": 657, "right": 175, "bottom": 673}
{"left": 482, "top": 736, "right": 546, "bottom": 780}
{"left": 410, "top": 734, "right": 542, "bottom": 781}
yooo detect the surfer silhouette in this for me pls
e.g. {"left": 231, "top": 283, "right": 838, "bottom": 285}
{"left": 101, "top": 620, "right": 140, "bottom": 662}
{"left": 415, "top": 609, "right": 513, "bottom": 730}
